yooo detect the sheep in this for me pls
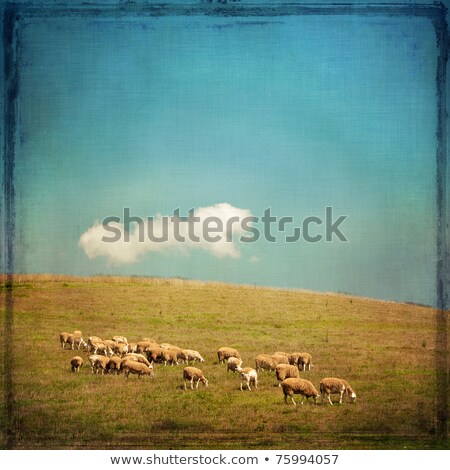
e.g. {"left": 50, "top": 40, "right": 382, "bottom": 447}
{"left": 297, "top": 352, "right": 313, "bottom": 371}
{"left": 106, "top": 356, "right": 122, "bottom": 374}
{"left": 274, "top": 351, "right": 290, "bottom": 359}
{"left": 320, "top": 377, "right": 356, "bottom": 405}
{"left": 227, "top": 356, "right": 243, "bottom": 373}
{"left": 127, "top": 342, "right": 137, "bottom": 353}
{"left": 112, "top": 335, "right": 128, "bottom": 345}
{"left": 87, "top": 336, "right": 102, "bottom": 348}
{"left": 161, "top": 349, "right": 179, "bottom": 366}
{"left": 88, "top": 354, "right": 100, "bottom": 374}
{"left": 289, "top": 352, "right": 313, "bottom": 370}
{"left": 123, "top": 353, "right": 151, "bottom": 367}
{"left": 181, "top": 349, "right": 205, "bottom": 364}
{"left": 104, "top": 339, "right": 117, "bottom": 350}
{"left": 281, "top": 378, "right": 320, "bottom": 406}
{"left": 73, "top": 330, "right": 82, "bottom": 337}
{"left": 183, "top": 366, "right": 208, "bottom": 390}
{"left": 145, "top": 346, "right": 166, "bottom": 364}
{"left": 122, "top": 361, "right": 154, "bottom": 379}
{"left": 89, "top": 340, "right": 113, "bottom": 356}
{"left": 60, "top": 332, "right": 71, "bottom": 348}
{"left": 255, "top": 354, "right": 278, "bottom": 372}
{"left": 70, "top": 356, "right": 83, "bottom": 373}
{"left": 272, "top": 353, "right": 289, "bottom": 365}
{"left": 67, "top": 334, "right": 88, "bottom": 351}
{"left": 275, "top": 364, "right": 300, "bottom": 386}
{"left": 93, "top": 355, "right": 110, "bottom": 375}
{"left": 217, "top": 347, "right": 241, "bottom": 364}
{"left": 114, "top": 343, "right": 129, "bottom": 356}
{"left": 136, "top": 341, "right": 159, "bottom": 354}
{"left": 239, "top": 367, "right": 258, "bottom": 391}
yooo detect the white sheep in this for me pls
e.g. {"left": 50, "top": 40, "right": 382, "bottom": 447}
{"left": 66, "top": 334, "right": 88, "bottom": 351}
{"left": 181, "top": 349, "right": 205, "bottom": 364}
{"left": 320, "top": 377, "right": 356, "bottom": 405}
{"left": 122, "top": 361, "right": 154, "bottom": 379}
{"left": 88, "top": 354, "right": 100, "bottom": 374}
{"left": 127, "top": 343, "right": 138, "bottom": 353}
{"left": 183, "top": 366, "right": 208, "bottom": 390}
{"left": 275, "top": 364, "right": 300, "bottom": 386}
{"left": 281, "top": 378, "right": 320, "bottom": 406}
{"left": 217, "top": 347, "right": 241, "bottom": 364}
{"left": 272, "top": 353, "right": 289, "bottom": 365}
{"left": 255, "top": 354, "right": 278, "bottom": 372}
{"left": 123, "top": 353, "right": 151, "bottom": 367}
{"left": 93, "top": 355, "right": 110, "bottom": 375}
{"left": 112, "top": 335, "right": 128, "bottom": 344}
{"left": 297, "top": 352, "right": 313, "bottom": 371}
{"left": 106, "top": 356, "right": 122, "bottom": 374}
{"left": 59, "top": 332, "right": 70, "bottom": 348}
{"left": 161, "top": 349, "right": 179, "bottom": 366}
{"left": 89, "top": 340, "right": 113, "bottom": 356}
{"left": 73, "top": 330, "right": 82, "bottom": 337}
{"left": 289, "top": 352, "right": 313, "bottom": 371}
{"left": 70, "top": 356, "right": 83, "bottom": 373}
{"left": 227, "top": 356, "right": 243, "bottom": 373}
{"left": 239, "top": 367, "right": 258, "bottom": 391}
{"left": 137, "top": 340, "right": 159, "bottom": 354}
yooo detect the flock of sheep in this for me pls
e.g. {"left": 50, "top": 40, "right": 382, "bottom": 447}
{"left": 60, "top": 330, "right": 357, "bottom": 406}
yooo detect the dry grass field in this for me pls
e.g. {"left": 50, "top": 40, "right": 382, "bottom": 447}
{"left": 0, "top": 274, "right": 448, "bottom": 449}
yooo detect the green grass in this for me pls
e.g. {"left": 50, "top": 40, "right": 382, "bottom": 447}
{"left": 0, "top": 274, "right": 448, "bottom": 449}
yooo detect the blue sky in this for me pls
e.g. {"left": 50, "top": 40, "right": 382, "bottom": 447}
{"left": 14, "top": 12, "right": 439, "bottom": 306}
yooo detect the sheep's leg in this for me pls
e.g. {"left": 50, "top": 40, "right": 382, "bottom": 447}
{"left": 327, "top": 394, "right": 333, "bottom": 405}
{"left": 254, "top": 380, "right": 258, "bottom": 389}
{"left": 247, "top": 382, "right": 251, "bottom": 391}
{"left": 196, "top": 378, "right": 200, "bottom": 389}
{"left": 339, "top": 391, "right": 344, "bottom": 404}
{"left": 290, "top": 396, "right": 297, "bottom": 406}
{"left": 240, "top": 382, "right": 244, "bottom": 391}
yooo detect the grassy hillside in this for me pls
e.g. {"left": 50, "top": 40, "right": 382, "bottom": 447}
{"left": 0, "top": 274, "right": 448, "bottom": 449}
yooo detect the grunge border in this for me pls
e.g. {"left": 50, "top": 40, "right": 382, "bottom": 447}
{"left": 1, "top": 0, "right": 448, "bottom": 448}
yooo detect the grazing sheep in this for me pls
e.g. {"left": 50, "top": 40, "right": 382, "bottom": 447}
{"left": 122, "top": 361, "right": 154, "bottom": 379}
{"left": 114, "top": 343, "right": 129, "bottom": 356}
{"left": 145, "top": 346, "right": 166, "bottom": 364}
{"left": 281, "top": 378, "right": 320, "bottom": 406}
{"left": 227, "top": 356, "right": 243, "bottom": 373}
{"left": 275, "top": 364, "right": 300, "bottom": 386}
{"left": 137, "top": 341, "right": 159, "bottom": 354}
{"left": 289, "top": 352, "right": 313, "bottom": 370}
{"left": 70, "top": 356, "right": 83, "bottom": 373}
{"left": 88, "top": 354, "right": 100, "bottom": 374}
{"left": 320, "top": 377, "right": 356, "bottom": 405}
{"left": 89, "top": 340, "right": 113, "bottom": 356}
{"left": 161, "top": 349, "right": 179, "bottom": 366}
{"left": 104, "top": 339, "right": 117, "bottom": 350}
{"left": 181, "top": 349, "right": 205, "bottom": 364}
{"left": 123, "top": 353, "right": 151, "bottom": 367}
{"left": 297, "top": 352, "right": 313, "bottom": 371}
{"left": 217, "top": 347, "right": 241, "bottom": 364}
{"left": 272, "top": 353, "right": 289, "bottom": 365}
{"left": 255, "top": 354, "right": 278, "bottom": 372}
{"left": 112, "top": 335, "right": 128, "bottom": 345}
{"left": 93, "top": 355, "right": 110, "bottom": 375}
{"left": 65, "top": 333, "right": 88, "bottom": 351}
{"left": 73, "top": 330, "right": 82, "bottom": 337}
{"left": 274, "top": 351, "right": 290, "bottom": 359}
{"left": 127, "top": 342, "right": 137, "bottom": 353}
{"left": 106, "top": 356, "right": 122, "bottom": 374}
{"left": 60, "top": 332, "right": 71, "bottom": 348}
{"left": 183, "top": 367, "right": 208, "bottom": 390}
{"left": 87, "top": 336, "right": 102, "bottom": 348}
{"left": 239, "top": 367, "right": 258, "bottom": 391}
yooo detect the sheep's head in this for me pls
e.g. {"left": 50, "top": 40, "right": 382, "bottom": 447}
{"left": 350, "top": 392, "right": 356, "bottom": 402}
{"left": 203, "top": 378, "right": 209, "bottom": 387}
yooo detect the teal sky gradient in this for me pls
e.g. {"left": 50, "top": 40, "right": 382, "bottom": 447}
{"left": 14, "top": 13, "right": 438, "bottom": 306}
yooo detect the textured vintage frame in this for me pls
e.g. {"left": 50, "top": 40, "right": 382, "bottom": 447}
{"left": 1, "top": 0, "right": 448, "bottom": 447}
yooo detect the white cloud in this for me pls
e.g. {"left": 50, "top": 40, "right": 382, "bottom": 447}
{"left": 79, "top": 202, "right": 254, "bottom": 265}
